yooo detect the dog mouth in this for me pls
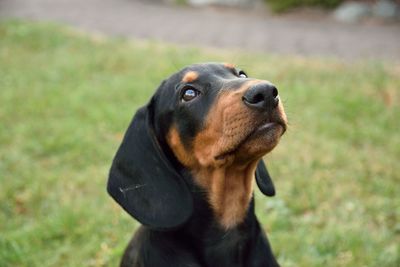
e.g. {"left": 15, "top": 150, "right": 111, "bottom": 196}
{"left": 215, "top": 119, "right": 286, "bottom": 161}
{"left": 252, "top": 121, "right": 286, "bottom": 137}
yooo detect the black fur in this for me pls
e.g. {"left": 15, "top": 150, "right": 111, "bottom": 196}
{"left": 108, "top": 63, "right": 280, "bottom": 267}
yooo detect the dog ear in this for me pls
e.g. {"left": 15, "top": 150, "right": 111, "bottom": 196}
{"left": 255, "top": 160, "right": 276, "bottom": 197}
{"left": 107, "top": 101, "right": 193, "bottom": 230}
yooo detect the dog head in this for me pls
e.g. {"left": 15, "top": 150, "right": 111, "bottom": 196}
{"left": 108, "top": 63, "right": 287, "bottom": 229}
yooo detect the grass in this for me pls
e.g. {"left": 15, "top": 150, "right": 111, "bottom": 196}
{"left": 0, "top": 20, "right": 399, "bottom": 267}
{"left": 265, "top": 0, "right": 342, "bottom": 13}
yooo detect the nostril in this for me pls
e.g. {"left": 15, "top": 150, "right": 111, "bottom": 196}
{"left": 242, "top": 92, "right": 266, "bottom": 106}
{"left": 252, "top": 93, "right": 265, "bottom": 104}
{"left": 272, "top": 87, "right": 278, "bottom": 99}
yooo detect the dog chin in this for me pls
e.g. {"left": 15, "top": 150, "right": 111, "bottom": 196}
{"left": 214, "top": 123, "right": 284, "bottom": 165}
{"left": 234, "top": 124, "right": 283, "bottom": 163}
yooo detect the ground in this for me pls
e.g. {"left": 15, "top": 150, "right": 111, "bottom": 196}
{"left": 0, "top": 0, "right": 399, "bottom": 62}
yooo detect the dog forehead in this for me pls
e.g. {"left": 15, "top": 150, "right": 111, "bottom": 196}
{"left": 179, "top": 63, "right": 236, "bottom": 81}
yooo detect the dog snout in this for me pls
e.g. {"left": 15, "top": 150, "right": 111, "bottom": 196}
{"left": 242, "top": 83, "right": 279, "bottom": 111}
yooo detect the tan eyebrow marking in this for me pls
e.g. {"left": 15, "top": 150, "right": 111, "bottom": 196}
{"left": 182, "top": 71, "right": 199, "bottom": 83}
{"left": 224, "top": 63, "right": 236, "bottom": 69}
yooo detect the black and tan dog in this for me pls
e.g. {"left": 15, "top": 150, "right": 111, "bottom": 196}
{"left": 107, "top": 63, "right": 287, "bottom": 267}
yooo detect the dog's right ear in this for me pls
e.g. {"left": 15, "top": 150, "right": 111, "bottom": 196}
{"left": 107, "top": 99, "right": 193, "bottom": 230}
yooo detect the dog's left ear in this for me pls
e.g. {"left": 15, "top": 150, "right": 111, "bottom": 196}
{"left": 107, "top": 98, "right": 193, "bottom": 230}
{"left": 255, "top": 160, "right": 276, "bottom": 197}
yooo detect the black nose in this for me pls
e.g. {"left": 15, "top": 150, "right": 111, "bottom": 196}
{"left": 242, "top": 83, "right": 279, "bottom": 111}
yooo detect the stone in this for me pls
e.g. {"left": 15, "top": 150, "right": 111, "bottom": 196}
{"left": 334, "top": 1, "right": 371, "bottom": 23}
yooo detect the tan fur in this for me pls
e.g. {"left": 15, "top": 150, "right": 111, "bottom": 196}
{"left": 193, "top": 80, "right": 261, "bottom": 167}
{"left": 277, "top": 101, "right": 287, "bottom": 123}
{"left": 182, "top": 71, "right": 199, "bottom": 83}
{"left": 166, "top": 80, "right": 287, "bottom": 229}
{"left": 224, "top": 63, "right": 235, "bottom": 69}
{"left": 167, "top": 126, "right": 196, "bottom": 167}
{"left": 193, "top": 161, "right": 258, "bottom": 229}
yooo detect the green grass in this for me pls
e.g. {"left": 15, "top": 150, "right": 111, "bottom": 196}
{"left": 0, "top": 20, "right": 399, "bottom": 267}
{"left": 265, "top": 0, "right": 342, "bottom": 13}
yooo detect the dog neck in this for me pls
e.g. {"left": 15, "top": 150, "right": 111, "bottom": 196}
{"left": 191, "top": 161, "right": 258, "bottom": 229}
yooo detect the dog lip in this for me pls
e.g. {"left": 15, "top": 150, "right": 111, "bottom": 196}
{"left": 249, "top": 121, "right": 285, "bottom": 139}
{"left": 256, "top": 122, "right": 277, "bottom": 132}
{"left": 260, "top": 120, "right": 287, "bottom": 135}
{"left": 214, "top": 120, "right": 285, "bottom": 161}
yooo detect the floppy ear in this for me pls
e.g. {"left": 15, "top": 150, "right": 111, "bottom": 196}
{"left": 255, "top": 160, "right": 276, "bottom": 197}
{"left": 107, "top": 102, "right": 193, "bottom": 230}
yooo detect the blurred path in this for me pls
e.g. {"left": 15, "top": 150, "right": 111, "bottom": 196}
{"left": 1, "top": 0, "right": 399, "bottom": 62}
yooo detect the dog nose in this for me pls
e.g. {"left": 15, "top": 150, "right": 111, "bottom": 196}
{"left": 242, "top": 83, "right": 279, "bottom": 111}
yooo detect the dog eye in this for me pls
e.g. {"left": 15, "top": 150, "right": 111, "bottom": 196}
{"left": 181, "top": 87, "right": 200, "bottom": 102}
{"left": 238, "top": 70, "right": 247, "bottom": 78}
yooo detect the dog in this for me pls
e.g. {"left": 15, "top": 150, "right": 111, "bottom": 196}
{"left": 107, "top": 63, "right": 287, "bottom": 267}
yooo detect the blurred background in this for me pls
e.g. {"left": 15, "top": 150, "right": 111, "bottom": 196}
{"left": 0, "top": 0, "right": 399, "bottom": 266}
{"left": 1, "top": 0, "right": 400, "bottom": 61}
